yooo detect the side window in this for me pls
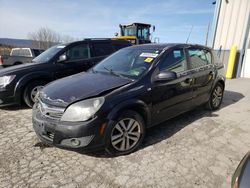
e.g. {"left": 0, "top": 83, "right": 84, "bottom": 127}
{"left": 187, "top": 48, "right": 209, "bottom": 69}
{"left": 204, "top": 50, "right": 212, "bottom": 64}
{"left": 159, "top": 48, "right": 186, "bottom": 73}
{"left": 66, "top": 44, "right": 90, "bottom": 61}
{"left": 93, "top": 42, "right": 114, "bottom": 57}
{"left": 21, "top": 49, "right": 31, "bottom": 57}
{"left": 11, "top": 50, "right": 19, "bottom": 56}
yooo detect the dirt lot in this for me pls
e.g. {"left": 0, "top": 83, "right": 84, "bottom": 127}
{"left": 0, "top": 78, "right": 250, "bottom": 188}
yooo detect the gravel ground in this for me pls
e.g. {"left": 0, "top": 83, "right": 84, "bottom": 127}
{"left": 0, "top": 78, "right": 250, "bottom": 188}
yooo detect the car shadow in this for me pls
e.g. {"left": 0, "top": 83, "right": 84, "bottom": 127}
{"left": 1, "top": 105, "right": 29, "bottom": 111}
{"left": 141, "top": 90, "right": 244, "bottom": 150}
{"left": 86, "top": 90, "right": 244, "bottom": 158}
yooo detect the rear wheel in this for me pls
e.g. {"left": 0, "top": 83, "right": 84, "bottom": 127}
{"left": 23, "top": 81, "right": 46, "bottom": 107}
{"left": 206, "top": 82, "right": 224, "bottom": 110}
{"left": 105, "top": 110, "right": 145, "bottom": 156}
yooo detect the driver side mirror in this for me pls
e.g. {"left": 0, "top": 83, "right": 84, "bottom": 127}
{"left": 154, "top": 71, "right": 177, "bottom": 82}
{"left": 57, "top": 54, "right": 67, "bottom": 63}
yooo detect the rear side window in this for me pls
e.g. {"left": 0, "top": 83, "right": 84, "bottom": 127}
{"left": 33, "top": 49, "right": 43, "bottom": 57}
{"left": 11, "top": 49, "right": 20, "bottom": 56}
{"left": 187, "top": 48, "right": 210, "bottom": 69}
{"left": 20, "top": 49, "right": 31, "bottom": 57}
{"left": 159, "top": 48, "right": 186, "bottom": 73}
{"left": 204, "top": 50, "right": 212, "bottom": 64}
{"left": 66, "top": 44, "right": 90, "bottom": 61}
{"left": 92, "top": 42, "right": 114, "bottom": 57}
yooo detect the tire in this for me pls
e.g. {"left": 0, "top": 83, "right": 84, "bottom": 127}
{"left": 23, "top": 81, "right": 46, "bottom": 107}
{"left": 206, "top": 82, "right": 224, "bottom": 110}
{"left": 105, "top": 110, "right": 145, "bottom": 156}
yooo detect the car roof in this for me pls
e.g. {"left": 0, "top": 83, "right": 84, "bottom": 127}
{"left": 126, "top": 43, "right": 211, "bottom": 51}
{"left": 61, "top": 38, "right": 131, "bottom": 46}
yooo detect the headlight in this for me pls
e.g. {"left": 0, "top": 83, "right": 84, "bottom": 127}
{"left": 0, "top": 75, "right": 16, "bottom": 88}
{"left": 61, "top": 97, "right": 105, "bottom": 122}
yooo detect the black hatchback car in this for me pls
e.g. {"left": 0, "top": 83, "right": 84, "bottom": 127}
{"left": 33, "top": 43, "right": 225, "bottom": 156}
{"left": 0, "top": 39, "right": 131, "bottom": 107}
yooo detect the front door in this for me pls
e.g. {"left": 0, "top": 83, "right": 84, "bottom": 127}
{"left": 55, "top": 42, "right": 93, "bottom": 78}
{"left": 151, "top": 47, "right": 194, "bottom": 126}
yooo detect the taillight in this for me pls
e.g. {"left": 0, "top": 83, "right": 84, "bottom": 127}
{"left": 0, "top": 55, "right": 3, "bottom": 65}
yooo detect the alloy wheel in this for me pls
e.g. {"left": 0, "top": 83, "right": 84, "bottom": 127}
{"left": 111, "top": 118, "right": 141, "bottom": 152}
{"left": 31, "top": 86, "right": 43, "bottom": 102}
{"left": 212, "top": 85, "right": 223, "bottom": 108}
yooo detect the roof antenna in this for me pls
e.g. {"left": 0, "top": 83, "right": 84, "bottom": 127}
{"left": 186, "top": 25, "right": 193, "bottom": 43}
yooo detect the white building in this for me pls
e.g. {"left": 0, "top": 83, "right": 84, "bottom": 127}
{"left": 211, "top": 0, "right": 250, "bottom": 77}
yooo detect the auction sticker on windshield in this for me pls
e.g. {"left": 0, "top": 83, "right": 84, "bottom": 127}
{"left": 140, "top": 52, "right": 159, "bottom": 58}
{"left": 144, "top": 57, "right": 154, "bottom": 63}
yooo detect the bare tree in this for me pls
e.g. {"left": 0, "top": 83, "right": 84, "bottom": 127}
{"left": 28, "top": 27, "right": 79, "bottom": 49}
{"left": 28, "top": 27, "right": 62, "bottom": 49}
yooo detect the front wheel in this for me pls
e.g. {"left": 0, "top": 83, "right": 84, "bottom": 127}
{"left": 105, "top": 110, "right": 145, "bottom": 156}
{"left": 206, "top": 82, "right": 224, "bottom": 110}
{"left": 23, "top": 81, "right": 46, "bottom": 107}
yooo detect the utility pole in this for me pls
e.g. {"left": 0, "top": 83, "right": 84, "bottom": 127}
{"left": 205, "top": 21, "right": 210, "bottom": 46}
{"left": 186, "top": 25, "right": 193, "bottom": 43}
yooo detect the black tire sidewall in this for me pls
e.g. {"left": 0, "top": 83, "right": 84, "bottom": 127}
{"left": 105, "top": 110, "right": 145, "bottom": 156}
{"left": 23, "top": 81, "right": 46, "bottom": 107}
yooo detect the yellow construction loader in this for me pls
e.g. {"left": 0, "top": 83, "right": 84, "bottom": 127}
{"left": 112, "top": 23, "right": 155, "bottom": 45}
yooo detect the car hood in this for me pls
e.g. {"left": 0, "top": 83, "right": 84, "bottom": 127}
{"left": 40, "top": 72, "right": 133, "bottom": 106}
{"left": 0, "top": 63, "right": 38, "bottom": 75}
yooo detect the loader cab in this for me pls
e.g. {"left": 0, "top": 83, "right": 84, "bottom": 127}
{"left": 114, "top": 23, "right": 153, "bottom": 45}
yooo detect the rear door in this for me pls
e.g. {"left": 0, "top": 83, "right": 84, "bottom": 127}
{"left": 90, "top": 41, "right": 115, "bottom": 66}
{"left": 151, "top": 47, "right": 194, "bottom": 125}
{"left": 186, "top": 47, "right": 215, "bottom": 106}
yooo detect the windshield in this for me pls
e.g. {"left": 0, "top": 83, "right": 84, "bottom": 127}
{"left": 123, "top": 26, "right": 136, "bottom": 36}
{"left": 32, "top": 45, "right": 65, "bottom": 63}
{"left": 92, "top": 48, "right": 161, "bottom": 79}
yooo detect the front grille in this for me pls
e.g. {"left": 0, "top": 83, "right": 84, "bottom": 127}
{"left": 46, "top": 131, "right": 55, "bottom": 140}
{"left": 37, "top": 100, "right": 65, "bottom": 120}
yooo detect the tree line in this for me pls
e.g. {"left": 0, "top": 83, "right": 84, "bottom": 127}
{"left": 28, "top": 27, "right": 79, "bottom": 50}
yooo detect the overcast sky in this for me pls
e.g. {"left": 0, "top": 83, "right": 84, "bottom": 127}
{"left": 0, "top": 0, "right": 215, "bottom": 45}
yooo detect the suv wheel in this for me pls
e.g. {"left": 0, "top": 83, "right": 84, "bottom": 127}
{"left": 23, "top": 81, "right": 46, "bottom": 107}
{"left": 206, "top": 82, "right": 224, "bottom": 110}
{"left": 105, "top": 110, "right": 145, "bottom": 156}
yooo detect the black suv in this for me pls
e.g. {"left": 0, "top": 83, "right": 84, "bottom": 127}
{"left": 0, "top": 39, "right": 131, "bottom": 107}
{"left": 33, "top": 43, "right": 225, "bottom": 156}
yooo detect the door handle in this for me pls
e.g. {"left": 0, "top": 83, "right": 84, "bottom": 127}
{"left": 184, "top": 78, "right": 193, "bottom": 84}
{"left": 209, "top": 71, "right": 215, "bottom": 75}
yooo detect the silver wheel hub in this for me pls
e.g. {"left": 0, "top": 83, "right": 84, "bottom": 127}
{"left": 111, "top": 118, "right": 141, "bottom": 152}
{"left": 31, "top": 86, "right": 43, "bottom": 102}
{"left": 212, "top": 85, "right": 223, "bottom": 107}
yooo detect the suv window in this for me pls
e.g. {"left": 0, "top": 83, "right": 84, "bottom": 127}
{"left": 188, "top": 48, "right": 210, "bottom": 69}
{"left": 11, "top": 49, "right": 19, "bottom": 56}
{"left": 93, "top": 42, "right": 114, "bottom": 56}
{"left": 159, "top": 48, "right": 186, "bottom": 73}
{"left": 66, "top": 44, "right": 90, "bottom": 61}
{"left": 33, "top": 49, "right": 43, "bottom": 57}
{"left": 20, "top": 49, "right": 31, "bottom": 57}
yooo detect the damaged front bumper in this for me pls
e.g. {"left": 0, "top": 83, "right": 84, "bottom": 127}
{"left": 32, "top": 102, "right": 107, "bottom": 151}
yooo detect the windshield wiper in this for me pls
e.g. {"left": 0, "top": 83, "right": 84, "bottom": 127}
{"left": 103, "top": 66, "right": 123, "bottom": 78}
